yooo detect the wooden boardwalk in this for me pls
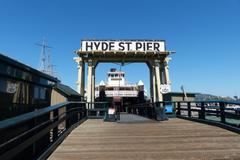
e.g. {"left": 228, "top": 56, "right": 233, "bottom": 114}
{"left": 48, "top": 118, "right": 240, "bottom": 160}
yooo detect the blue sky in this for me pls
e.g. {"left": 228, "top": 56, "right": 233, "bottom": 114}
{"left": 0, "top": 0, "right": 240, "bottom": 97}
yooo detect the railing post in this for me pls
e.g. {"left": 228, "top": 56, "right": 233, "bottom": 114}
{"left": 173, "top": 102, "right": 176, "bottom": 115}
{"left": 66, "top": 104, "right": 71, "bottom": 129}
{"left": 176, "top": 102, "right": 181, "bottom": 116}
{"left": 82, "top": 103, "right": 86, "bottom": 118}
{"left": 53, "top": 109, "right": 59, "bottom": 142}
{"left": 199, "top": 102, "right": 205, "bottom": 120}
{"left": 219, "top": 102, "right": 226, "bottom": 123}
{"left": 133, "top": 105, "right": 136, "bottom": 114}
{"left": 155, "top": 102, "right": 160, "bottom": 120}
{"left": 86, "top": 103, "right": 89, "bottom": 117}
{"left": 78, "top": 103, "right": 84, "bottom": 121}
{"left": 187, "top": 102, "right": 191, "bottom": 118}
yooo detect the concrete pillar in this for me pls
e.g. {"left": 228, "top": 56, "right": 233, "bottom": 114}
{"left": 160, "top": 63, "right": 165, "bottom": 84}
{"left": 152, "top": 66, "right": 157, "bottom": 102}
{"left": 74, "top": 57, "right": 85, "bottom": 96}
{"left": 148, "top": 65, "right": 154, "bottom": 103}
{"left": 87, "top": 60, "right": 96, "bottom": 103}
{"left": 155, "top": 60, "right": 163, "bottom": 101}
{"left": 163, "top": 58, "right": 171, "bottom": 85}
{"left": 148, "top": 61, "right": 159, "bottom": 103}
{"left": 87, "top": 60, "right": 93, "bottom": 103}
{"left": 91, "top": 66, "right": 95, "bottom": 103}
{"left": 81, "top": 61, "right": 85, "bottom": 96}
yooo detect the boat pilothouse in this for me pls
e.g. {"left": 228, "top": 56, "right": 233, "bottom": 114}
{"left": 95, "top": 68, "right": 147, "bottom": 111}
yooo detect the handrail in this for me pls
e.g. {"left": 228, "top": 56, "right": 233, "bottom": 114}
{"left": 0, "top": 101, "right": 89, "bottom": 160}
{"left": 168, "top": 100, "right": 240, "bottom": 133}
{"left": 156, "top": 100, "right": 240, "bottom": 105}
{"left": 0, "top": 101, "right": 70, "bottom": 130}
{"left": 126, "top": 100, "right": 240, "bottom": 128}
{"left": 1, "top": 100, "right": 239, "bottom": 159}
{"left": 124, "top": 102, "right": 167, "bottom": 121}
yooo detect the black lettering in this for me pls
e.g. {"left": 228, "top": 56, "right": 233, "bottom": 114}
{"left": 147, "top": 42, "right": 152, "bottom": 50}
{"left": 109, "top": 42, "right": 114, "bottom": 50}
{"left": 101, "top": 42, "right": 108, "bottom": 51}
{"left": 125, "top": 42, "right": 131, "bottom": 51}
{"left": 85, "top": 42, "right": 93, "bottom": 51}
{"left": 136, "top": 42, "right": 142, "bottom": 50}
{"left": 94, "top": 42, "right": 101, "bottom": 50}
{"left": 119, "top": 42, "right": 124, "bottom": 51}
{"left": 153, "top": 43, "right": 160, "bottom": 51}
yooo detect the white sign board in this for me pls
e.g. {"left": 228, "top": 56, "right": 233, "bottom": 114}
{"left": 160, "top": 84, "right": 171, "bottom": 94}
{"left": 6, "top": 83, "right": 17, "bottom": 93}
{"left": 81, "top": 40, "right": 165, "bottom": 52}
{"left": 108, "top": 108, "right": 115, "bottom": 115}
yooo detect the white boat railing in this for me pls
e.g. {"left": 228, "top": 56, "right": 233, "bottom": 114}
{"left": 95, "top": 90, "right": 138, "bottom": 97}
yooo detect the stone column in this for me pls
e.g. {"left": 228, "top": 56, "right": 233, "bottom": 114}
{"left": 163, "top": 57, "right": 171, "bottom": 85}
{"left": 74, "top": 57, "right": 85, "bottom": 96}
{"left": 87, "top": 60, "right": 93, "bottom": 103}
{"left": 148, "top": 64, "right": 154, "bottom": 103}
{"left": 87, "top": 60, "right": 97, "bottom": 103}
{"left": 91, "top": 65, "right": 95, "bottom": 103}
{"left": 82, "top": 62, "right": 85, "bottom": 95}
{"left": 160, "top": 62, "right": 165, "bottom": 84}
{"left": 148, "top": 60, "right": 159, "bottom": 103}
{"left": 155, "top": 60, "right": 163, "bottom": 101}
{"left": 152, "top": 67, "right": 157, "bottom": 102}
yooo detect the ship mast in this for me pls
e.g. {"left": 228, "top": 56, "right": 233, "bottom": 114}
{"left": 36, "top": 39, "right": 53, "bottom": 76}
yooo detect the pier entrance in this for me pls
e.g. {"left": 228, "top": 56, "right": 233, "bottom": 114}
{"left": 74, "top": 39, "right": 174, "bottom": 103}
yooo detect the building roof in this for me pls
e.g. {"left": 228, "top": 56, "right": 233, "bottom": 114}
{"left": 0, "top": 53, "right": 59, "bottom": 83}
{"left": 54, "top": 83, "right": 81, "bottom": 97}
{"left": 165, "top": 92, "right": 198, "bottom": 96}
{"left": 138, "top": 80, "right": 144, "bottom": 86}
{"left": 99, "top": 80, "right": 105, "bottom": 86}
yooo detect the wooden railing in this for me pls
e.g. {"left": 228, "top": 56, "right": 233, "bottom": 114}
{"left": 1, "top": 100, "right": 239, "bottom": 159}
{"left": 86, "top": 102, "right": 110, "bottom": 119}
{"left": 125, "top": 101, "right": 240, "bottom": 131}
{"left": 0, "top": 101, "right": 109, "bottom": 160}
{"left": 125, "top": 102, "right": 168, "bottom": 121}
{"left": 171, "top": 101, "right": 240, "bottom": 133}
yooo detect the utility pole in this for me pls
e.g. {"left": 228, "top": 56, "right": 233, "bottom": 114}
{"left": 181, "top": 85, "right": 188, "bottom": 101}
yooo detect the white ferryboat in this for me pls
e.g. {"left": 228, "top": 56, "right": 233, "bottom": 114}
{"left": 95, "top": 68, "right": 148, "bottom": 110}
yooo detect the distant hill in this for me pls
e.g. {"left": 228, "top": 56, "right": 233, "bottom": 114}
{"left": 195, "top": 93, "right": 234, "bottom": 101}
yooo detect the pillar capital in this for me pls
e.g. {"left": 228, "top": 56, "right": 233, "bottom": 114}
{"left": 147, "top": 60, "right": 160, "bottom": 68}
{"left": 74, "top": 57, "right": 82, "bottom": 63}
{"left": 87, "top": 59, "right": 98, "bottom": 69}
{"left": 163, "top": 57, "right": 171, "bottom": 65}
{"left": 154, "top": 59, "right": 161, "bottom": 64}
{"left": 74, "top": 56, "right": 85, "bottom": 96}
{"left": 74, "top": 57, "right": 85, "bottom": 67}
{"left": 162, "top": 57, "right": 171, "bottom": 85}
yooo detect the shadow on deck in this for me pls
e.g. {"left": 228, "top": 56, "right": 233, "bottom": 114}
{"left": 48, "top": 118, "right": 240, "bottom": 160}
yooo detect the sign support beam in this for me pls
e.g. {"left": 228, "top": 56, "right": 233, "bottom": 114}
{"left": 75, "top": 39, "right": 174, "bottom": 104}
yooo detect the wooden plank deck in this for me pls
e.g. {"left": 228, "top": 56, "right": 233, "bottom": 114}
{"left": 48, "top": 118, "right": 240, "bottom": 160}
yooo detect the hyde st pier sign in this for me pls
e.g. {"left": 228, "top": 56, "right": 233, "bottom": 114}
{"left": 81, "top": 40, "right": 166, "bottom": 52}
{"left": 75, "top": 39, "right": 174, "bottom": 102}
